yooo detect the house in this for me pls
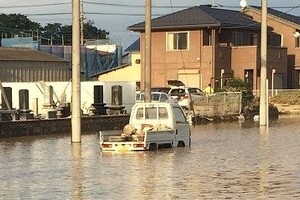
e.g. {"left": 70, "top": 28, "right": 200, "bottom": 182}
{"left": 243, "top": 6, "right": 300, "bottom": 88}
{"left": 127, "top": 5, "right": 288, "bottom": 91}
{"left": 0, "top": 47, "right": 71, "bottom": 82}
{"left": 93, "top": 38, "right": 141, "bottom": 90}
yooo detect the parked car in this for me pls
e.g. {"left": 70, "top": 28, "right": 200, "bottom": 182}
{"left": 167, "top": 80, "right": 204, "bottom": 110}
{"left": 136, "top": 91, "right": 176, "bottom": 103}
{"left": 150, "top": 87, "right": 171, "bottom": 93}
{"left": 168, "top": 86, "right": 204, "bottom": 110}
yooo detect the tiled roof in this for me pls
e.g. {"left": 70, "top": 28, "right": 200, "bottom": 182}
{"left": 0, "top": 47, "right": 68, "bottom": 62}
{"left": 128, "top": 5, "right": 259, "bottom": 31}
{"left": 124, "top": 38, "right": 140, "bottom": 52}
{"left": 250, "top": 6, "right": 300, "bottom": 26}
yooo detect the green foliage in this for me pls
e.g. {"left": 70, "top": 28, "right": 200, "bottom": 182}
{"left": 0, "top": 14, "right": 41, "bottom": 35}
{"left": 222, "top": 77, "right": 254, "bottom": 110}
{"left": 0, "top": 14, "right": 109, "bottom": 45}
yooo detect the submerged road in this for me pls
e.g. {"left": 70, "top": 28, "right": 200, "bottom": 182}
{"left": 1, "top": 115, "right": 300, "bottom": 199}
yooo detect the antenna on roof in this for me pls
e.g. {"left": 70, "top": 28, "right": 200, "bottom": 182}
{"left": 240, "top": 0, "right": 248, "bottom": 9}
{"left": 211, "top": 0, "right": 222, "bottom": 8}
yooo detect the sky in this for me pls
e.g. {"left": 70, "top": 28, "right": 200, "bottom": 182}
{"left": 1, "top": 0, "right": 299, "bottom": 49}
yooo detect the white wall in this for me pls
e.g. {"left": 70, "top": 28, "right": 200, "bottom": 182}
{"left": 0, "top": 81, "right": 136, "bottom": 115}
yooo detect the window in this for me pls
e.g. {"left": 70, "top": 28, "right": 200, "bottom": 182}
{"left": 173, "top": 107, "right": 186, "bottom": 123}
{"left": 268, "top": 33, "right": 282, "bottom": 47}
{"left": 231, "top": 32, "right": 243, "bottom": 46}
{"left": 167, "top": 32, "right": 188, "bottom": 50}
{"left": 203, "top": 29, "right": 212, "bottom": 46}
{"left": 135, "top": 107, "right": 169, "bottom": 120}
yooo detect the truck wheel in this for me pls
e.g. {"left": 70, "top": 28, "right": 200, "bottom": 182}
{"left": 148, "top": 143, "right": 158, "bottom": 151}
{"left": 177, "top": 141, "right": 185, "bottom": 147}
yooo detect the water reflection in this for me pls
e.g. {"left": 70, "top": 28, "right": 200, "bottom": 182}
{"left": 72, "top": 143, "right": 83, "bottom": 200}
{"left": 1, "top": 116, "right": 300, "bottom": 199}
{"left": 258, "top": 126, "right": 269, "bottom": 199}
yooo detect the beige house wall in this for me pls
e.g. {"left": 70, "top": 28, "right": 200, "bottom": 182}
{"left": 140, "top": 30, "right": 215, "bottom": 89}
{"left": 231, "top": 46, "right": 287, "bottom": 89}
{"left": 98, "top": 52, "right": 141, "bottom": 82}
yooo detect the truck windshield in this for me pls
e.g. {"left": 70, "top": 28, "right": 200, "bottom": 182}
{"left": 135, "top": 107, "right": 169, "bottom": 120}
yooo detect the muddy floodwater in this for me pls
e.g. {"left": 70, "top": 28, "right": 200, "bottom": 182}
{"left": 1, "top": 115, "right": 300, "bottom": 199}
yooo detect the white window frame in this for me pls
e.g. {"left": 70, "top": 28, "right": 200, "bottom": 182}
{"left": 166, "top": 31, "right": 189, "bottom": 51}
{"left": 296, "top": 30, "right": 300, "bottom": 48}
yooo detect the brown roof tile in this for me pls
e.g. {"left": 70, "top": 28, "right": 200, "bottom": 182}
{"left": 128, "top": 5, "right": 259, "bottom": 32}
{"left": 0, "top": 47, "right": 68, "bottom": 62}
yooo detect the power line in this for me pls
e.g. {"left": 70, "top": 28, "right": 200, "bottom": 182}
{"left": 83, "top": 1, "right": 188, "bottom": 9}
{"left": 26, "top": 13, "right": 71, "bottom": 16}
{"left": 84, "top": 12, "right": 161, "bottom": 17}
{"left": 0, "top": 2, "right": 70, "bottom": 9}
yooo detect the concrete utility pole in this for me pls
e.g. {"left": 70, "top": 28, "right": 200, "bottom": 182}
{"left": 80, "top": 0, "right": 84, "bottom": 45}
{"left": 259, "top": 0, "right": 268, "bottom": 126}
{"left": 144, "top": 0, "right": 152, "bottom": 103}
{"left": 71, "top": 0, "right": 82, "bottom": 143}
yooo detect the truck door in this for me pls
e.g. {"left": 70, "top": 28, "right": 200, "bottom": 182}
{"left": 172, "top": 106, "right": 191, "bottom": 147}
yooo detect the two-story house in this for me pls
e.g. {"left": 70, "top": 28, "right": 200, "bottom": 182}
{"left": 128, "top": 5, "right": 288, "bottom": 91}
{"left": 243, "top": 6, "right": 300, "bottom": 88}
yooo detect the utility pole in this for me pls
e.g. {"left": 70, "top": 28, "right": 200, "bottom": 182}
{"left": 259, "top": 0, "right": 268, "bottom": 126}
{"left": 71, "top": 0, "right": 81, "bottom": 143}
{"left": 144, "top": 0, "right": 152, "bottom": 103}
{"left": 80, "top": 0, "right": 84, "bottom": 45}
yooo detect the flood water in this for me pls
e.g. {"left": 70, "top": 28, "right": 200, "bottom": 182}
{"left": 1, "top": 115, "right": 300, "bottom": 199}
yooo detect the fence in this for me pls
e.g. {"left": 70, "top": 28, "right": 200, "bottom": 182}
{"left": 191, "top": 92, "right": 242, "bottom": 117}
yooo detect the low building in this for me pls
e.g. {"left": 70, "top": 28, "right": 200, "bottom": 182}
{"left": 0, "top": 47, "right": 71, "bottom": 82}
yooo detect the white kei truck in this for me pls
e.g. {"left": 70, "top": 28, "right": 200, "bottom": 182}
{"left": 99, "top": 102, "right": 191, "bottom": 151}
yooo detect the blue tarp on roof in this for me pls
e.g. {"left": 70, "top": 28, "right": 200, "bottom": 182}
{"left": 40, "top": 45, "right": 119, "bottom": 80}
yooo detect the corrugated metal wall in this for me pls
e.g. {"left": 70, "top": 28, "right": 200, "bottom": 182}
{"left": 0, "top": 61, "right": 71, "bottom": 82}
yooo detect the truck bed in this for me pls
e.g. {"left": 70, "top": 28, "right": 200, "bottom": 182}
{"left": 99, "top": 129, "right": 175, "bottom": 151}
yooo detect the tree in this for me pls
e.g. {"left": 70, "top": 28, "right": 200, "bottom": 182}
{"left": 0, "top": 14, "right": 109, "bottom": 45}
{"left": 40, "top": 21, "right": 109, "bottom": 45}
{"left": 0, "top": 14, "right": 41, "bottom": 39}
{"left": 83, "top": 20, "right": 109, "bottom": 40}
{"left": 42, "top": 23, "right": 64, "bottom": 45}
